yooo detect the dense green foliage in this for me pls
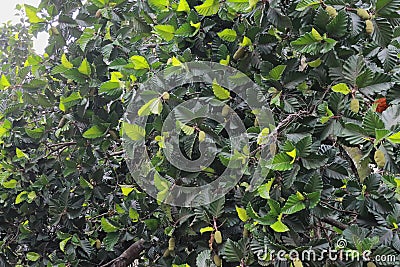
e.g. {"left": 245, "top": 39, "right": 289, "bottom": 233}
{"left": 0, "top": 0, "right": 400, "bottom": 266}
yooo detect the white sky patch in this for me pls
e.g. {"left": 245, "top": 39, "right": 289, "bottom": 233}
{"left": 0, "top": 0, "right": 49, "bottom": 54}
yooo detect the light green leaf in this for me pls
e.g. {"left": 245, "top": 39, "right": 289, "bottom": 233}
{"left": 0, "top": 74, "right": 11, "bottom": 89}
{"left": 78, "top": 58, "right": 91, "bottom": 76}
{"left": 129, "top": 208, "right": 140, "bottom": 222}
{"left": 308, "top": 58, "right": 322, "bottom": 67}
{"left": 154, "top": 25, "right": 175, "bottom": 41}
{"left": 220, "top": 55, "right": 230, "bottom": 66}
{"left": 16, "top": 148, "right": 28, "bottom": 159}
{"left": 177, "top": 121, "right": 195, "bottom": 135}
{"left": 24, "top": 5, "right": 44, "bottom": 23}
{"left": 267, "top": 152, "right": 293, "bottom": 171}
{"left": 241, "top": 36, "right": 252, "bottom": 47}
{"left": 2, "top": 179, "right": 18, "bottom": 189}
{"left": 269, "top": 65, "right": 286, "bottom": 80}
{"left": 123, "top": 123, "right": 145, "bottom": 141}
{"left": 236, "top": 206, "right": 249, "bottom": 222}
{"left": 217, "top": 29, "right": 237, "bottom": 42}
{"left": 286, "top": 148, "right": 297, "bottom": 164}
{"left": 295, "top": 0, "right": 320, "bottom": 11}
{"left": 311, "top": 28, "right": 323, "bottom": 41}
{"left": 101, "top": 217, "right": 120, "bottom": 233}
{"left": 195, "top": 0, "right": 220, "bottom": 16}
{"left": 387, "top": 132, "right": 400, "bottom": 143}
{"left": 257, "top": 127, "right": 270, "bottom": 145}
{"left": 200, "top": 226, "right": 214, "bottom": 234}
{"left": 270, "top": 214, "right": 289, "bottom": 232}
{"left": 258, "top": 178, "right": 275, "bottom": 199}
{"left": 61, "top": 54, "right": 73, "bottom": 69}
{"left": 82, "top": 125, "right": 106, "bottom": 139}
{"left": 138, "top": 98, "right": 163, "bottom": 116}
{"left": 282, "top": 194, "right": 306, "bottom": 214}
{"left": 212, "top": 80, "right": 230, "bottom": 100}
{"left": 15, "top": 191, "right": 28, "bottom": 204}
{"left": 120, "top": 185, "right": 134, "bottom": 196}
{"left": 148, "top": 0, "right": 169, "bottom": 11}
{"left": 332, "top": 83, "right": 351, "bottom": 95}
{"left": 130, "top": 55, "right": 150, "bottom": 70}
{"left": 177, "top": 0, "right": 190, "bottom": 12}
{"left": 26, "top": 252, "right": 40, "bottom": 262}
{"left": 59, "top": 237, "right": 71, "bottom": 252}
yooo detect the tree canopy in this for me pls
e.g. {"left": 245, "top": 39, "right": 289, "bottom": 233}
{"left": 0, "top": 0, "right": 400, "bottom": 266}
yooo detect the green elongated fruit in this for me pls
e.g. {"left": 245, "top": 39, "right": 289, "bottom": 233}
{"left": 243, "top": 228, "right": 249, "bottom": 238}
{"left": 168, "top": 237, "right": 175, "bottom": 251}
{"left": 357, "top": 8, "right": 370, "bottom": 20}
{"left": 222, "top": 105, "right": 230, "bottom": 117}
{"left": 365, "top": 20, "right": 374, "bottom": 34}
{"left": 325, "top": 6, "right": 337, "bottom": 18}
{"left": 95, "top": 239, "right": 101, "bottom": 249}
{"left": 163, "top": 248, "right": 170, "bottom": 258}
{"left": 162, "top": 92, "right": 170, "bottom": 100}
{"left": 374, "top": 150, "right": 385, "bottom": 168}
{"left": 198, "top": 130, "right": 206, "bottom": 142}
{"left": 367, "top": 262, "right": 377, "bottom": 267}
{"left": 350, "top": 98, "right": 360, "bottom": 113}
{"left": 214, "top": 254, "right": 222, "bottom": 266}
{"left": 214, "top": 230, "right": 222, "bottom": 244}
{"left": 233, "top": 46, "right": 245, "bottom": 60}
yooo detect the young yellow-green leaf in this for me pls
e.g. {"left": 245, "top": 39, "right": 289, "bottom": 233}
{"left": 190, "top": 21, "right": 201, "bottom": 31}
{"left": 270, "top": 216, "right": 289, "bottom": 232}
{"left": 307, "top": 58, "right": 322, "bottom": 67}
{"left": 268, "top": 65, "right": 286, "bottom": 80}
{"left": 177, "top": 0, "right": 190, "bottom": 12}
{"left": 200, "top": 226, "right": 214, "bottom": 234}
{"left": 387, "top": 132, "right": 400, "bottom": 144}
{"left": 138, "top": 98, "right": 163, "bottom": 116}
{"left": 15, "top": 191, "right": 28, "bottom": 204}
{"left": 130, "top": 55, "right": 150, "bottom": 70}
{"left": 257, "top": 127, "right": 270, "bottom": 145}
{"left": 286, "top": 148, "right": 297, "bottom": 164}
{"left": 212, "top": 80, "right": 230, "bottom": 100}
{"left": 2, "top": 179, "right": 18, "bottom": 189}
{"left": 82, "top": 125, "right": 106, "bottom": 139}
{"left": 195, "top": 0, "right": 220, "bottom": 16}
{"left": 59, "top": 237, "right": 72, "bottom": 252}
{"left": 332, "top": 83, "right": 351, "bottom": 95}
{"left": 120, "top": 185, "right": 134, "bottom": 196}
{"left": 110, "top": 72, "right": 123, "bottom": 82}
{"left": 258, "top": 178, "right": 275, "bottom": 199}
{"left": 241, "top": 36, "right": 252, "bottom": 47}
{"left": 129, "top": 208, "right": 140, "bottom": 222}
{"left": 123, "top": 123, "right": 145, "bottom": 141}
{"left": 220, "top": 55, "right": 230, "bottom": 66}
{"left": 101, "top": 217, "right": 120, "bottom": 233}
{"left": 78, "top": 58, "right": 91, "bottom": 76}
{"left": 61, "top": 54, "right": 73, "bottom": 69}
{"left": 311, "top": 28, "right": 323, "bottom": 41}
{"left": 154, "top": 25, "right": 176, "bottom": 41}
{"left": 26, "top": 252, "right": 40, "bottom": 262}
{"left": 16, "top": 148, "right": 28, "bottom": 159}
{"left": 236, "top": 206, "right": 249, "bottom": 222}
{"left": 217, "top": 29, "right": 237, "bottom": 42}
{"left": 168, "top": 56, "right": 182, "bottom": 66}
{"left": 24, "top": 5, "right": 44, "bottom": 23}
{"left": 293, "top": 258, "right": 304, "bottom": 267}
{"left": 0, "top": 74, "right": 11, "bottom": 89}
{"left": 148, "top": 0, "right": 170, "bottom": 11}
{"left": 176, "top": 121, "right": 195, "bottom": 135}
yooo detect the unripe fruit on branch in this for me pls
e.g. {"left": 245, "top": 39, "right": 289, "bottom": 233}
{"left": 95, "top": 9, "right": 102, "bottom": 18}
{"left": 214, "top": 230, "right": 222, "bottom": 244}
{"left": 163, "top": 248, "right": 170, "bottom": 258}
{"left": 95, "top": 239, "right": 101, "bottom": 249}
{"left": 50, "top": 26, "right": 59, "bottom": 35}
{"left": 325, "top": 6, "right": 337, "bottom": 18}
{"left": 365, "top": 20, "right": 374, "bottom": 34}
{"left": 357, "top": 8, "right": 370, "bottom": 20}
{"left": 233, "top": 46, "right": 245, "bottom": 60}
{"left": 374, "top": 150, "right": 386, "bottom": 168}
{"left": 161, "top": 92, "right": 170, "bottom": 100}
{"left": 198, "top": 130, "right": 206, "bottom": 142}
{"left": 243, "top": 228, "right": 249, "bottom": 238}
{"left": 350, "top": 98, "right": 360, "bottom": 113}
{"left": 213, "top": 255, "right": 222, "bottom": 266}
{"left": 168, "top": 237, "right": 175, "bottom": 251}
{"left": 222, "top": 105, "right": 230, "bottom": 117}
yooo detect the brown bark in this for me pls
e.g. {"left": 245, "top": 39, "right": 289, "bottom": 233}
{"left": 100, "top": 239, "right": 145, "bottom": 267}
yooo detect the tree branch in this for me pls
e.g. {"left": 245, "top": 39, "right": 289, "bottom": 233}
{"left": 100, "top": 239, "right": 145, "bottom": 267}
{"left": 320, "top": 217, "right": 348, "bottom": 231}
